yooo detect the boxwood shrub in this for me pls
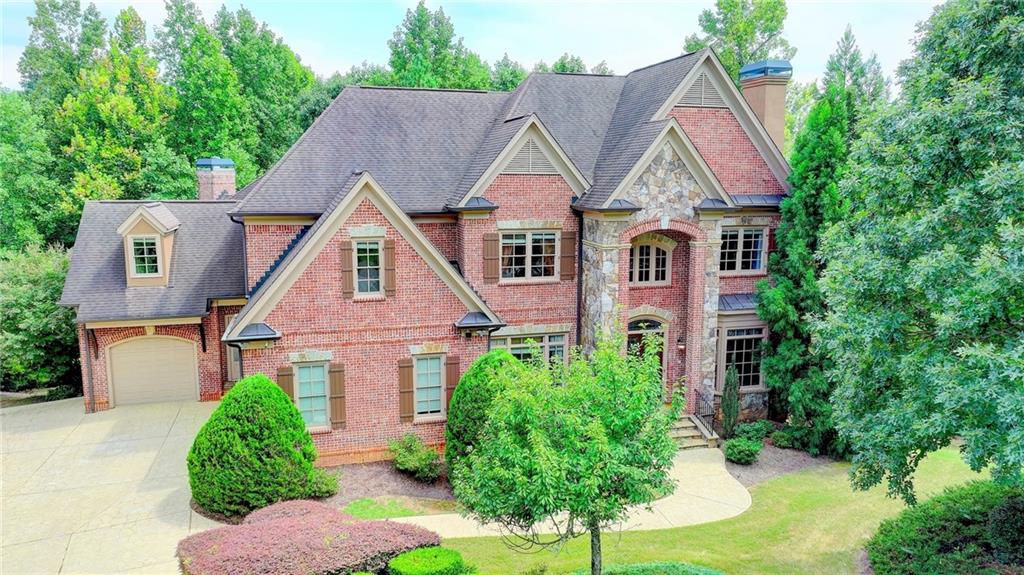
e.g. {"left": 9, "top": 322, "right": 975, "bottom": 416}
{"left": 445, "top": 349, "right": 521, "bottom": 473}
{"left": 867, "top": 480, "right": 1024, "bottom": 575}
{"left": 187, "top": 374, "right": 337, "bottom": 517}
{"left": 388, "top": 546, "right": 469, "bottom": 575}
{"left": 734, "top": 421, "right": 773, "bottom": 443}
{"left": 389, "top": 433, "right": 442, "bottom": 483}
{"left": 723, "top": 438, "right": 762, "bottom": 465}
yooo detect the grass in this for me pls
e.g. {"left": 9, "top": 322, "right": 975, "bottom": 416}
{"left": 447, "top": 447, "right": 986, "bottom": 575}
{"left": 343, "top": 496, "right": 458, "bottom": 519}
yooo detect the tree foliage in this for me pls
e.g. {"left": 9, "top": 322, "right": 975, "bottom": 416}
{"left": 445, "top": 349, "right": 522, "bottom": 473}
{"left": 386, "top": 1, "right": 491, "bottom": 90}
{"left": 491, "top": 53, "right": 527, "bottom": 91}
{"left": 816, "top": 0, "right": 1024, "bottom": 503}
{"left": 452, "top": 330, "right": 680, "bottom": 575}
{"left": 783, "top": 80, "right": 817, "bottom": 157}
{"left": 683, "top": 0, "right": 796, "bottom": 84}
{"left": 552, "top": 53, "right": 587, "bottom": 74}
{"left": 721, "top": 364, "right": 740, "bottom": 439}
{"left": 823, "top": 25, "right": 889, "bottom": 134}
{"left": 0, "top": 91, "right": 60, "bottom": 249}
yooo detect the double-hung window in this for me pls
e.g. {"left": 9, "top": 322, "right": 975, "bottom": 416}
{"left": 355, "top": 240, "right": 382, "bottom": 295}
{"left": 720, "top": 228, "right": 765, "bottom": 272}
{"left": 629, "top": 241, "right": 671, "bottom": 285}
{"left": 491, "top": 333, "right": 567, "bottom": 364}
{"left": 723, "top": 327, "right": 765, "bottom": 388}
{"left": 500, "top": 231, "right": 557, "bottom": 280}
{"left": 130, "top": 236, "right": 160, "bottom": 277}
{"left": 414, "top": 356, "right": 444, "bottom": 418}
{"left": 296, "top": 364, "right": 329, "bottom": 427}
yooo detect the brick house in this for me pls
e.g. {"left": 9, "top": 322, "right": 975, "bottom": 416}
{"left": 61, "top": 50, "right": 791, "bottom": 463}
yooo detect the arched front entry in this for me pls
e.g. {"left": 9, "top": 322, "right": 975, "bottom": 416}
{"left": 627, "top": 317, "right": 666, "bottom": 378}
{"left": 107, "top": 336, "right": 199, "bottom": 406}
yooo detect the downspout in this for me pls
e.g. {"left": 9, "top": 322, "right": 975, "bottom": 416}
{"left": 575, "top": 209, "right": 584, "bottom": 347}
{"left": 83, "top": 327, "right": 95, "bottom": 412}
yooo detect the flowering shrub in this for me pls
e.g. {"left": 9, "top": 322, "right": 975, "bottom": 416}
{"left": 178, "top": 501, "right": 440, "bottom": 575}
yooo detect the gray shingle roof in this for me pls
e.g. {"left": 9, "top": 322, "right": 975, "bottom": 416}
{"left": 141, "top": 202, "right": 181, "bottom": 231}
{"left": 61, "top": 201, "right": 245, "bottom": 323}
{"left": 719, "top": 293, "right": 758, "bottom": 312}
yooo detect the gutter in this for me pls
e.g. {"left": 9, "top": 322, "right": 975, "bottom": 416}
{"left": 575, "top": 208, "right": 584, "bottom": 347}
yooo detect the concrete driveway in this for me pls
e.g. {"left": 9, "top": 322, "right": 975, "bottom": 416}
{"left": 1, "top": 398, "right": 220, "bottom": 574}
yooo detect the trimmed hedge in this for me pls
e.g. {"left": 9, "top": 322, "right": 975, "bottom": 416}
{"left": 573, "top": 562, "right": 725, "bottom": 575}
{"left": 445, "top": 349, "right": 520, "bottom": 473}
{"left": 723, "top": 438, "right": 762, "bottom": 465}
{"left": 390, "top": 433, "right": 442, "bottom": 482}
{"left": 187, "top": 374, "right": 337, "bottom": 517}
{"left": 867, "top": 480, "right": 1024, "bottom": 575}
{"left": 988, "top": 495, "right": 1024, "bottom": 564}
{"left": 388, "top": 547, "right": 469, "bottom": 575}
{"left": 734, "top": 421, "right": 773, "bottom": 443}
{"left": 178, "top": 501, "right": 440, "bottom": 575}
{"left": 769, "top": 429, "right": 796, "bottom": 449}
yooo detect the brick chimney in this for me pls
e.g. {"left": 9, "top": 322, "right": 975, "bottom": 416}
{"left": 739, "top": 60, "right": 792, "bottom": 151}
{"left": 196, "top": 157, "right": 236, "bottom": 200}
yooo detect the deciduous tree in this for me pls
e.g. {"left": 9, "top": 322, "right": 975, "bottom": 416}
{"left": 387, "top": 1, "right": 490, "bottom": 90}
{"left": 0, "top": 91, "right": 60, "bottom": 249}
{"left": 491, "top": 53, "right": 527, "bottom": 91}
{"left": 683, "top": 0, "right": 795, "bottom": 84}
{"left": 552, "top": 52, "right": 586, "bottom": 73}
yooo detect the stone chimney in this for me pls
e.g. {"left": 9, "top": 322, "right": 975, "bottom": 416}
{"left": 196, "top": 157, "right": 236, "bottom": 200}
{"left": 739, "top": 60, "right": 792, "bottom": 151}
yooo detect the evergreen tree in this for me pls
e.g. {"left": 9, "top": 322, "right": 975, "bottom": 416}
{"left": 491, "top": 53, "right": 527, "bottom": 91}
{"left": 823, "top": 25, "right": 889, "bottom": 133}
{"left": 756, "top": 85, "right": 850, "bottom": 456}
{"left": 684, "top": 0, "right": 796, "bottom": 85}
{"left": 783, "top": 80, "right": 818, "bottom": 157}
{"left": 552, "top": 52, "right": 586, "bottom": 73}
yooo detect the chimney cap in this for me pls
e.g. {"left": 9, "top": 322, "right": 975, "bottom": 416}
{"left": 739, "top": 60, "right": 793, "bottom": 82}
{"left": 196, "top": 157, "right": 235, "bottom": 170}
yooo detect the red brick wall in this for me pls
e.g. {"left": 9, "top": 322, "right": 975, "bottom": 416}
{"left": 246, "top": 224, "right": 306, "bottom": 291}
{"left": 457, "top": 174, "right": 578, "bottom": 339}
{"left": 719, "top": 215, "right": 780, "bottom": 295}
{"left": 241, "top": 198, "right": 489, "bottom": 458}
{"left": 415, "top": 220, "right": 460, "bottom": 263}
{"left": 670, "top": 106, "right": 785, "bottom": 196}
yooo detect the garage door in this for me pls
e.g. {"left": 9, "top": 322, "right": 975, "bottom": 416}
{"left": 109, "top": 337, "right": 198, "bottom": 405}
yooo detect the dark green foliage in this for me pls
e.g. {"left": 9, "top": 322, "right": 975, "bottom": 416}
{"left": 769, "top": 429, "right": 798, "bottom": 449}
{"left": 386, "top": 1, "right": 490, "bottom": 90}
{"left": 987, "top": 496, "right": 1024, "bottom": 564}
{"left": 683, "top": 0, "right": 795, "bottom": 84}
{"left": 551, "top": 53, "right": 586, "bottom": 74}
{"left": 575, "top": 562, "right": 725, "bottom": 575}
{"left": 721, "top": 365, "right": 740, "bottom": 439}
{"left": 388, "top": 547, "right": 469, "bottom": 575}
{"left": 734, "top": 421, "right": 773, "bottom": 443}
{"left": 445, "top": 349, "right": 521, "bottom": 473}
{"left": 46, "top": 385, "right": 79, "bottom": 400}
{"left": 818, "top": 0, "right": 1024, "bottom": 503}
{"left": 389, "top": 434, "right": 442, "bottom": 483}
{"left": 0, "top": 90, "right": 60, "bottom": 249}
{"left": 867, "top": 481, "right": 1024, "bottom": 575}
{"left": 0, "top": 246, "right": 79, "bottom": 392}
{"left": 492, "top": 54, "right": 527, "bottom": 91}
{"left": 723, "top": 438, "right": 762, "bottom": 465}
{"left": 187, "top": 374, "right": 337, "bottom": 516}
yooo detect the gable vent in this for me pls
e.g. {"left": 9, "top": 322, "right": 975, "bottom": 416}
{"left": 503, "top": 137, "right": 557, "bottom": 175}
{"left": 678, "top": 72, "right": 727, "bottom": 108}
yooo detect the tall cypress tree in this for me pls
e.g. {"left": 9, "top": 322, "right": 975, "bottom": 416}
{"left": 756, "top": 84, "right": 850, "bottom": 456}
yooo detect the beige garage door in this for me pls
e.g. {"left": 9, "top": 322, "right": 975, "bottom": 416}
{"left": 109, "top": 337, "right": 198, "bottom": 405}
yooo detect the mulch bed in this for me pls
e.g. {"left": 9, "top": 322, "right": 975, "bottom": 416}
{"left": 320, "top": 461, "right": 454, "bottom": 507}
{"left": 724, "top": 444, "right": 832, "bottom": 487}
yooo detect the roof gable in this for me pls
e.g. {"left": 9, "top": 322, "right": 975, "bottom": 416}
{"left": 116, "top": 202, "right": 180, "bottom": 235}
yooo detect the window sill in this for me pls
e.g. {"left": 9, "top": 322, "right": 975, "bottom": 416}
{"left": 353, "top": 294, "right": 386, "bottom": 302}
{"left": 713, "top": 386, "right": 769, "bottom": 395}
{"left": 306, "top": 425, "right": 333, "bottom": 435}
{"left": 628, "top": 282, "right": 672, "bottom": 289}
{"left": 413, "top": 415, "right": 446, "bottom": 425}
{"left": 719, "top": 270, "right": 767, "bottom": 278}
{"left": 498, "top": 278, "right": 560, "bottom": 286}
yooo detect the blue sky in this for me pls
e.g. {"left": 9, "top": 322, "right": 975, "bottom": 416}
{"left": 1, "top": 0, "right": 942, "bottom": 90}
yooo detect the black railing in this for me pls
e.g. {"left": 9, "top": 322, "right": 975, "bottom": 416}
{"left": 696, "top": 385, "right": 716, "bottom": 434}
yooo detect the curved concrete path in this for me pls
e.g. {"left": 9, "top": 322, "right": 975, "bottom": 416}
{"left": 394, "top": 448, "right": 751, "bottom": 538}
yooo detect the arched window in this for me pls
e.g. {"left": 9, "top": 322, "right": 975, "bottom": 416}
{"left": 628, "top": 234, "right": 674, "bottom": 285}
{"left": 627, "top": 318, "right": 665, "bottom": 378}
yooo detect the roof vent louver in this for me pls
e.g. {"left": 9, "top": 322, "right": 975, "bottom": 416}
{"left": 503, "top": 137, "right": 557, "bottom": 175}
{"left": 678, "top": 72, "right": 727, "bottom": 108}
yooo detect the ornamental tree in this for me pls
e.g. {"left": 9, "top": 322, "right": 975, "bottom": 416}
{"left": 816, "top": 0, "right": 1024, "bottom": 504}
{"left": 451, "top": 329, "right": 681, "bottom": 575}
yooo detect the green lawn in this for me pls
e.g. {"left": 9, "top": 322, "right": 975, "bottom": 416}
{"left": 343, "top": 496, "right": 458, "bottom": 519}
{"left": 447, "top": 447, "right": 986, "bottom": 575}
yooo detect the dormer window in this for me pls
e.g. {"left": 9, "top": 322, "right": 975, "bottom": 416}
{"left": 130, "top": 236, "right": 161, "bottom": 277}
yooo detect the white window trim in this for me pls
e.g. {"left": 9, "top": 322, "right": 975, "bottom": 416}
{"left": 499, "top": 230, "right": 560, "bottom": 283}
{"left": 716, "top": 318, "right": 768, "bottom": 392}
{"left": 413, "top": 354, "right": 446, "bottom": 423}
{"left": 292, "top": 361, "right": 331, "bottom": 431}
{"left": 224, "top": 313, "right": 242, "bottom": 382}
{"left": 719, "top": 227, "right": 768, "bottom": 276}
{"left": 629, "top": 238, "right": 674, "bottom": 286}
{"left": 128, "top": 234, "right": 162, "bottom": 278}
{"left": 353, "top": 238, "right": 384, "bottom": 298}
{"left": 490, "top": 333, "right": 568, "bottom": 364}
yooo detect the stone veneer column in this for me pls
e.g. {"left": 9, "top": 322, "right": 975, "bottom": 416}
{"left": 695, "top": 218, "right": 723, "bottom": 391}
{"left": 581, "top": 216, "right": 630, "bottom": 351}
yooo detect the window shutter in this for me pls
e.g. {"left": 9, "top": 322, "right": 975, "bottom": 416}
{"left": 768, "top": 228, "right": 777, "bottom": 253}
{"left": 340, "top": 241, "right": 354, "bottom": 299}
{"left": 276, "top": 366, "right": 294, "bottom": 397}
{"left": 398, "top": 358, "right": 414, "bottom": 422}
{"left": 329, "top": 364, "right": 346, "bottom": 429}
{"left": 560, "top": 230, "right": 576, "bottom": 280}
{"left": 445, "top": 355, "right": 461, "bottom": 408}
{"left": 384, "top": 239, "right": 396, "bottom": 297}
{"left": 483, "top": 233, "right": 500, "bottom": 284}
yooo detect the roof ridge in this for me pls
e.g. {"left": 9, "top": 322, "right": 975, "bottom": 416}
{"left": 354, "top": 85, "right": 494, "bottom": 94}
{"left": 625, "top": 49, "right": 705, "bottom": 76}
{"left": 95, "top": 199, "right": 237, "bottom": 204}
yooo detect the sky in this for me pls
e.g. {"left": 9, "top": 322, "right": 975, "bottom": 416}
{"left": 1, "top": 0, "right": 943, "bottom": 90}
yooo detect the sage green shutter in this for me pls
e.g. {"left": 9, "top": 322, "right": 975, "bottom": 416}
{"left": 329, "top": 363, "right": 346, "bottom": 429}
{"left": 398, "top": 358, "right": 414, "bottom": 422}
{"left": 483, "top": 233, "right": 500, "bottom": 284}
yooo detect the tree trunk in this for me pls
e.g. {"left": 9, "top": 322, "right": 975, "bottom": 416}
{"left": 590, "top": 524, "right": 602, "bottom": 575}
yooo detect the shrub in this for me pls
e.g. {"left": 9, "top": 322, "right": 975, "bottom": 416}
{"left": 723, "top": 438, "right": 762, "bottom": 465}
{"left": 987, "top": 495, "right": 1024, "bottom": 564}
{"left": 178, "top": 501, "right": 440, "bottom": 575}
{"left": 388, "top": 547, "right": 469, "bottom": 575}
{"left": 720, "top": 365, "right": 740, "bottom": 438}
{"left": 46, "top": 384, "right": 79, "bottom": 401}
{"left": 187, "top": 374, "right": 337, "bottom": 517}
{"left": 390, "top": 434, "right": 442, "bottom": 483}
{"left": 445, "top": 349, "right": 520, "bottom": 473}
{"left": 573, "top": 562, "right": 725, "bottom": 575}
{"left": 867, "top": 480, "right": 1024, "bottom": 575}
{"left": 769, "top": 429, "right": 795, "bottom": 449}
{"left": 734, "top": 421, "right": 773, "bottom": 443}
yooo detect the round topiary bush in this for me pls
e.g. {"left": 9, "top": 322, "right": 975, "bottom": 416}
{"left": 734, "top": 421, "right": 774, "bottom": 443}
{"left": 723, "top": 438, "right": 762, "bottom": 465}
{"left": 444, "top": 349, "right": 521, "bottom": 473}
{"left": 187, "top": 373, "right": 338, "bottom": 517}
{"left": 388, "top": 546, "right": 467, "bottom": 575}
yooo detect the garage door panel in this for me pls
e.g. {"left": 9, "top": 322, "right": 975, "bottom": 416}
{"left": 110, "top": 338, "right": 198, "bottom": 405}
